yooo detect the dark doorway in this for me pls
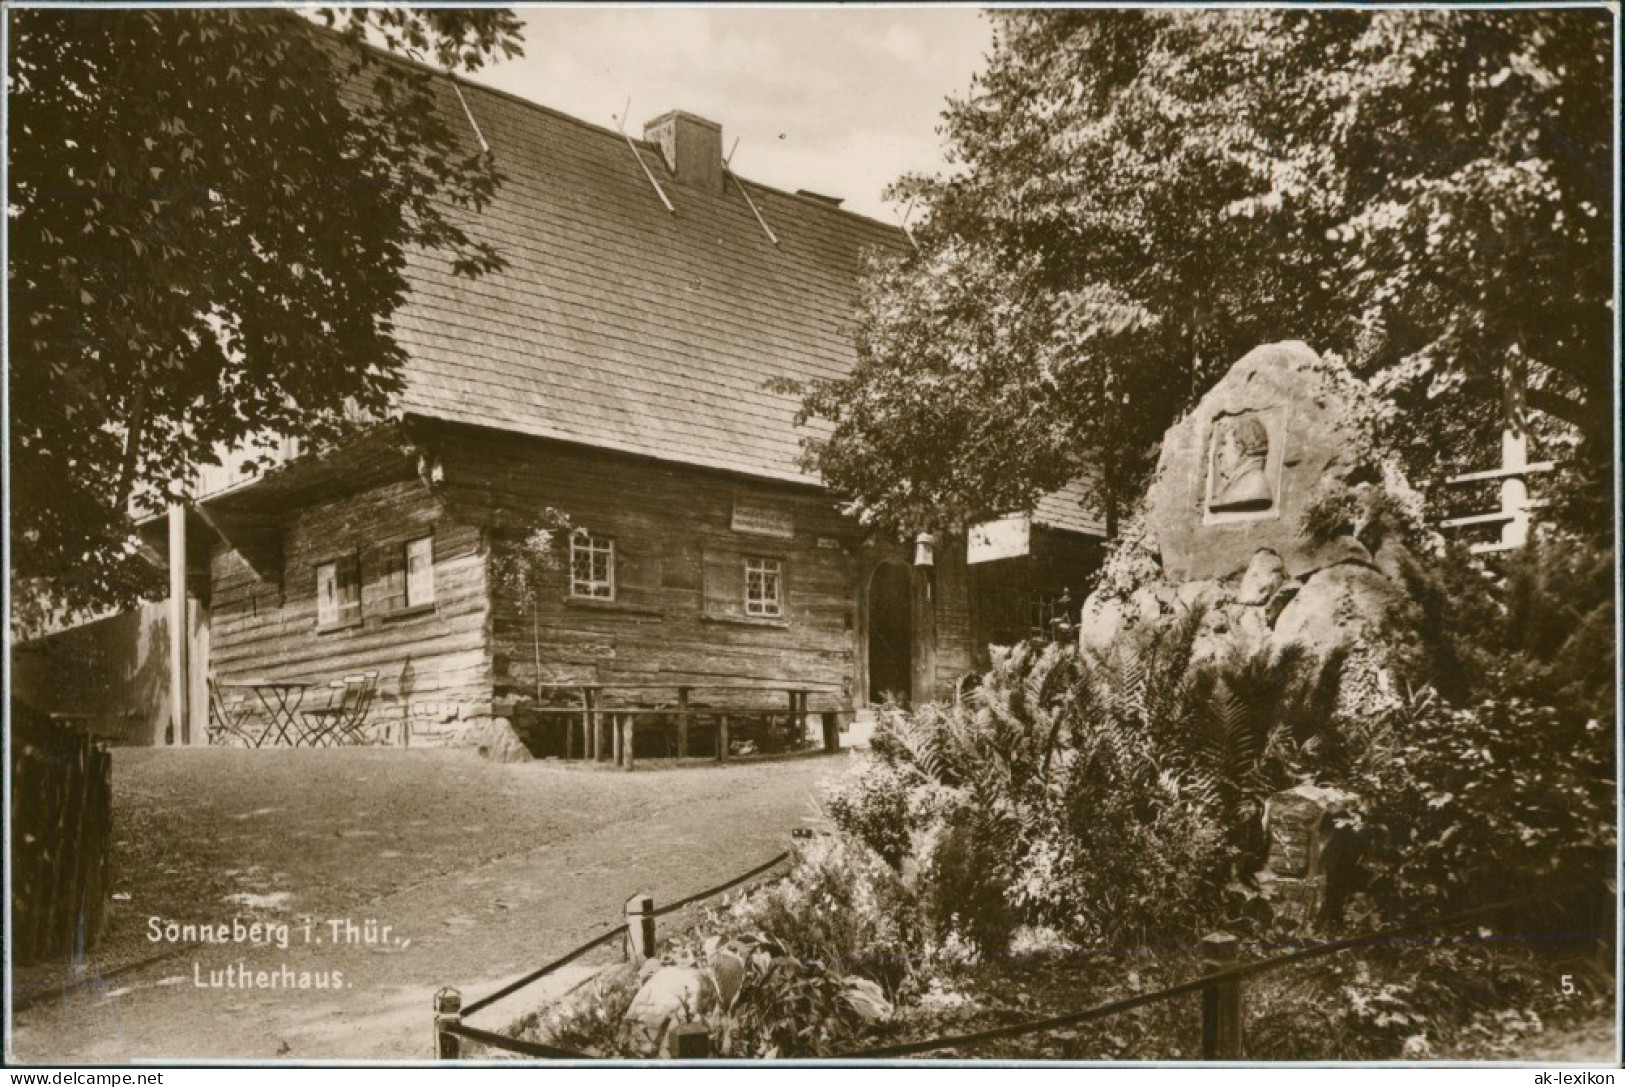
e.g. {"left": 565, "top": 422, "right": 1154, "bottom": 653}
{"left": 868, "top": 562, "right": 913, "bottom": 705}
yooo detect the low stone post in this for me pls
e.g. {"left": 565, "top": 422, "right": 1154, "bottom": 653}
{"left": 671, "top": 1023, "right": 712, "bottom": 1059}
{"left": 625, "top": 893, "right": 656, "bottom": 967}
{"left": 1200, "top": 932, "right": 1243, "bottom": 1060}
{"left": 433, "top": 986, "right": 463, "bottom": 1060}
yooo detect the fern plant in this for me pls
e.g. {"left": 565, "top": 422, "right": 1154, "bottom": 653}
{"left": 831, "top": 610, "right": 1356, "bottom": 952}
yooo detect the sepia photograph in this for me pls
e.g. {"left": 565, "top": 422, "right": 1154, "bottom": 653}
{"left": 4, "top": 2, "right": 1620, "bottom": 1069}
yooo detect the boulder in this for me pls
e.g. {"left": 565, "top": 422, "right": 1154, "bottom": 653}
{"left": 1079, "top": 583, "right": 1177, "bottom": 655}
{"left": 1176, "top": 579, "right": 1222, "bottom": 610}
{"left": 471, "top": 718, "right": 534, "bottom": 763}
{"left": 1190, "top": 599, "right": 1271, "bottom": 664}
{"left": 1264, "top": 579, "right": 1302, "bottom": 627}
{"left": 1142, "top": 342, "right": 1374, "bottom": 583}
{"left": 1078, "top": 593, "right": 1129, "bottom": 655}
{"left": 1269, "top": 562, "right": 1399, "bottom": 657}
{"left": 620, "top": 964, "right": 707, "bottom": 1056}
{"left": 1237, "top": 549, "right": 1287, "bottom": 605}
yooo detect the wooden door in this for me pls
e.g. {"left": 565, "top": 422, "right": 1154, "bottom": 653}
{"left": 867, "top": 562, "right": 913, "bottom": 705}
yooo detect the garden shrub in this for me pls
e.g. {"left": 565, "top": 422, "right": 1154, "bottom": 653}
{"left": 714, "top": 834, "right": 918, "bottom": 994}
{"left": 823, "top": 754, "right": 918, "bottom": 868}
{"left": 645, "top": 834, "right": 923, "bottom": 1057}
{"left": 1353, "top": 689, "right": 1615, "bottom": 927}
{"left": 827, "top": 622, "right": 1355, "bottom": 954}
{"left": 1396, "top": 532, "right": 1615, "bottom": 718}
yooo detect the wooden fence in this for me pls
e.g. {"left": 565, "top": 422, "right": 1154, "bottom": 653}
{"left": 433, "top": 844, "right": 1601, "bottom": 1062}
{"left": 9, "top": 704, "right": 115, "bottom": 966}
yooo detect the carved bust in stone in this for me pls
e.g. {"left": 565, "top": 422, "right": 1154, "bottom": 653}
{"left": 1207, "top": 414, "right": 1273, "bottom": 513}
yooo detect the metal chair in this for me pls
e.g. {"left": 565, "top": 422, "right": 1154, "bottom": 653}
{"left": 207, "top": 679, "right": 258, "bottom": 747}
{"left": 301, "top": 672, "right": 379, "bottom": 747}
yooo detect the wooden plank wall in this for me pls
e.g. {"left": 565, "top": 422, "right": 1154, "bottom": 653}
{"left": 208, "top": 478, "right": 490, "bottom": 744}
{"left": 203, "top": 424, "right": 1104, "bottom": 746}
{"left": 930, "top": 537, "right": 976, "bottom": 696}
{"left": 438, "top": 427, "right": 863, "bottom": 717}
{"left": 10, "top": 599, "right": 207, "bottom": 746}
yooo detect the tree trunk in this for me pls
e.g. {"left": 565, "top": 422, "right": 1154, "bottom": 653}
{"left": 115, "top": 380, "right": 150, "bottom": 514}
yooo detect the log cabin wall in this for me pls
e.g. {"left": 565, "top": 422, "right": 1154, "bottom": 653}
{"left": 208, "top": 478, "right": 491, "bottom": 745}
{"left": 435, "top": 426, "right": 865, "bottom": 718}
{"left": 204, "top": 423, "right": 1104, "bottom": 749}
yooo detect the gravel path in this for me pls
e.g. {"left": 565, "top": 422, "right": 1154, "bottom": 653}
{"left": 8, "top": 748, "right": 847, "bottom": 1063}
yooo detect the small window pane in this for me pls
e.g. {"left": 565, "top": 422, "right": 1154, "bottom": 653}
{"left": 377, "top": 547, "right": 406, "bottom": 612}
{"left": 406, "top": 536, "right": 435, "bottom": 606}
{"left": 317, "top": 563, "right": 338, "bottom": 627}
{"left": 570, "top": 535, "right": 615, "bottom": 599}
{"left": 318, "top": 555, "right": 361, "bottom": 628}
{"left": 745, "top": 557, "right": 782, "bottom": 617}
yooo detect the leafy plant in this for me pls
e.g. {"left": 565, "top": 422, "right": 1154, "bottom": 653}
{"left": 9, "top": 8, "right": 525, "bottom": 617}
{"left": 1355, "top": 691, "right": 1615, "bottom": 927}
{"left": 835, "top": 624, "right": 1355, "bottom": 953}
{"left": 487, "top": 508, "right": 574, "bottom": 703}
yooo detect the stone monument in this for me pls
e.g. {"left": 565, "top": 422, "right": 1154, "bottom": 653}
{"left": 1080, "top": 341, "right": 1423, "bottom": 667}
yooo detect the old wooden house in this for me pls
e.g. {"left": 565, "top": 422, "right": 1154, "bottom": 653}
{"left": 149, "top": 77, "right": 1106, "bottom": 752}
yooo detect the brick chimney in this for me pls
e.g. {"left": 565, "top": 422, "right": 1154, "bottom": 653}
{"left": 643, "top": 111, "right": 723, "bottom": 195}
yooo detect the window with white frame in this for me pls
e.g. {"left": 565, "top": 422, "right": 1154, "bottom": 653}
{"left": 745, "top": 557, "right": 783, "bottom": 617}
{"left": 405, "top": 535, "right": 435, "bottom": 607}
{"left": 569, "top": 534, "right": 615, "bottom": 599}
{"left": 316, "top": 554, "right": 361, "bottom": 628}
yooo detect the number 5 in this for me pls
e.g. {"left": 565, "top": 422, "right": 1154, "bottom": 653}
{"left": 1560, "top": 974, "right": 1575, "bottom": 995}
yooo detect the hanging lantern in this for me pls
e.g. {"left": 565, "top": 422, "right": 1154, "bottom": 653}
{"left": 913, "top": 532, "right": 935, "bottom": 568}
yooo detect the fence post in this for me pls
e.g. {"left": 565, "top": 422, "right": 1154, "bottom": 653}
{"left": 612, "top": 711, "right": 623, "bottom": 765}
{"left": 1200, "top": 931, "right": 1243, "bottom": 1060}
{"left": 434, "top": 986, "right": 463, "bottom": 1060}
{"left": 671, "top": 1023, "right": 712, "bottom": 1059}
{"left": 622, "top": 715, "right": 636, "bottom": 771}
{"left": 717, "top": 715, "right": 730, "bottom": 763}
{"left": 626, "top": 894, "right": 656, "bottom": 966}
{"left": 677, "top": 687, "right": 691, "bottom": 759}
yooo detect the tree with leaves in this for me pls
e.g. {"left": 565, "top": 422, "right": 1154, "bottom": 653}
{"left": 794, "top": 9, "right": 1614, "bottom": 540}
{"left": 7, "top": 8, "right": 523, "bottom": 624}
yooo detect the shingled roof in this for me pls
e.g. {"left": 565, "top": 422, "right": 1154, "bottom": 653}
{"left": 388, "top": 74, "right": 902, "bottom": 488}
{"left": 370, "top": 70, "right": 1105, "bottom": 537}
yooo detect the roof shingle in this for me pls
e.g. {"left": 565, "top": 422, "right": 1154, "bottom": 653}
{"left": 394, "top": 76, "right": 906, "bottom": 486}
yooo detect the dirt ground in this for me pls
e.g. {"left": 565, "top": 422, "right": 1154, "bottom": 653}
{"left": 7, "top": 747, "right": 846, "bottom": 1063}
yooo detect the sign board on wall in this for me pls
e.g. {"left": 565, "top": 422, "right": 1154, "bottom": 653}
{"left": 731, "top": 497, "right": 795, "bottom": 538}
{"left": 967, "top": 513, "right": 1032, "bottom": 565}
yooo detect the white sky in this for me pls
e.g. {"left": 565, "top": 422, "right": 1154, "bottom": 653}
{"left": 463, "top": 6, "right": 994, "bottom": 222}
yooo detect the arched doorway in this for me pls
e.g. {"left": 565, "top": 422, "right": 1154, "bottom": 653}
{"left": 867, "top": 562, "right": 913, "bottom": 705}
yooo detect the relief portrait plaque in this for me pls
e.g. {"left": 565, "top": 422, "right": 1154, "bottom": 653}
{"left": 1202, "top": 410, "right": 1283, "bottom": 524}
